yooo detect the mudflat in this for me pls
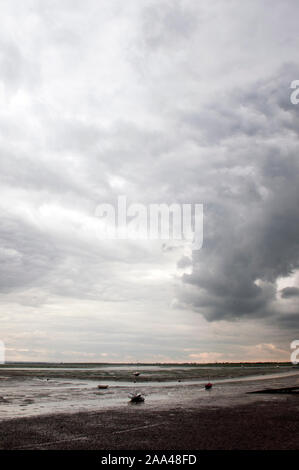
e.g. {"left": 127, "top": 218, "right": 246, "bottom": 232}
{"left": 0, "top": 398, "right": 298, "bottom": 450}
{"left": 0, "top": 366, "right": 298, "bottom": 450}
{"left": 0, "top": 388, "right": 299, "bottom": 449}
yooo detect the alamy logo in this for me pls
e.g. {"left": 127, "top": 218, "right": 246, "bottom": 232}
{"left": 290, "top": 80, "right": 299, "bottom": 104}
{"left": 0, "top": 341, "right": 5, "bottom": 364}
{"left": 290, "top": 340, "right": 299, "bottom": 365}
{"left": 95, "top": 196, "right": 203, "bottom": 250}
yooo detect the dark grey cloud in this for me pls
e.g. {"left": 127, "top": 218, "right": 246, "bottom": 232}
{"left": 179, "top": 69, "right": 299, "bottom": 324}
{"left": 281, "top": 287, "right": 299, "bottom": 299}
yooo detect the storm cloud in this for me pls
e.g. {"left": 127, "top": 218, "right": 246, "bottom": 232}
{"left": 179, "top": 68, "right": 299, "bottom": 323}
{"left": 281, "top": 287, "right": 299, "bottom": 299}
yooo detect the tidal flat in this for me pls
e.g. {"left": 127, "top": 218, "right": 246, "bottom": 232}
{"left": 0, "top": 363, "right": 298, "bottom": 449}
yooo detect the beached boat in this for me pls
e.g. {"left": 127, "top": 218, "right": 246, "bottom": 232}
{"left": 205, "top": 375, "right": 213, "bottom": 390}
{"left": 129, "top": 392, "right": 145, "bottom": 403}
{"left": 97, "top": 384, "right": 109, "bottom": 389}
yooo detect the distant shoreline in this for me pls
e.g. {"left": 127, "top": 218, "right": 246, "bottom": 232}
{"left": 1, "top": 364, "right": 297, "bottom": 383}
{"left": 1, "top": 361, "right": 295, "bottom": 368}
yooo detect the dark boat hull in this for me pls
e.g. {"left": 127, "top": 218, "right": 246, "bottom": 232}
{"left": 129, "top": 394, "right": 145, "bottom": 403}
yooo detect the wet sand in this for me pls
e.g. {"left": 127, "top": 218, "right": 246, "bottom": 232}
{"left": 0, "top": 368, "right": 298, "bottom": 421}
{"left": 0, "top": 371, "right": 299, "bottom": 450}
{"left": 0, "top": 397, "right": 299, "bottom": 450}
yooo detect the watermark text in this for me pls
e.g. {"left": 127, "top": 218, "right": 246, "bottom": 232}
{"left": 290, "top": 80, "right": 299, "bottom": 104}
{"left": 0, "top": 341, "right": 5, "bottom": 364}
{"left": 291, "top": 340, "right": 299, "bottom": 365}
{"left": 95, "top": 196, "right": 203, "bottom": 250}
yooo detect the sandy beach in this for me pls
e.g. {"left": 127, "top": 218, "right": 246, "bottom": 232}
{"left": 0, "top": 366, "right": 298, "bottom": 450}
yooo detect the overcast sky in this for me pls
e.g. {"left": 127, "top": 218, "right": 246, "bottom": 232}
{"left": 1, "top": 0, "right": 299, "bottom": 363}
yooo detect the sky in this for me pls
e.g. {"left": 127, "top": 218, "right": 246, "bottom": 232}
{"left": 0, "top": 0, "right": 299, "bottom": 363}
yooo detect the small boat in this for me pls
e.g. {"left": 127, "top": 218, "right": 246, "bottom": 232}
{"left": 129, "top": 392, "right": 145, "bottom": 403}
{"left": 205, "top": 375, "right": 213, "bottom": 390}
{"left": 97, "top": 384, "right": 109, "bottom": 389}
{"left": 133, "top": 371, "right": 140, "bottom": 377}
